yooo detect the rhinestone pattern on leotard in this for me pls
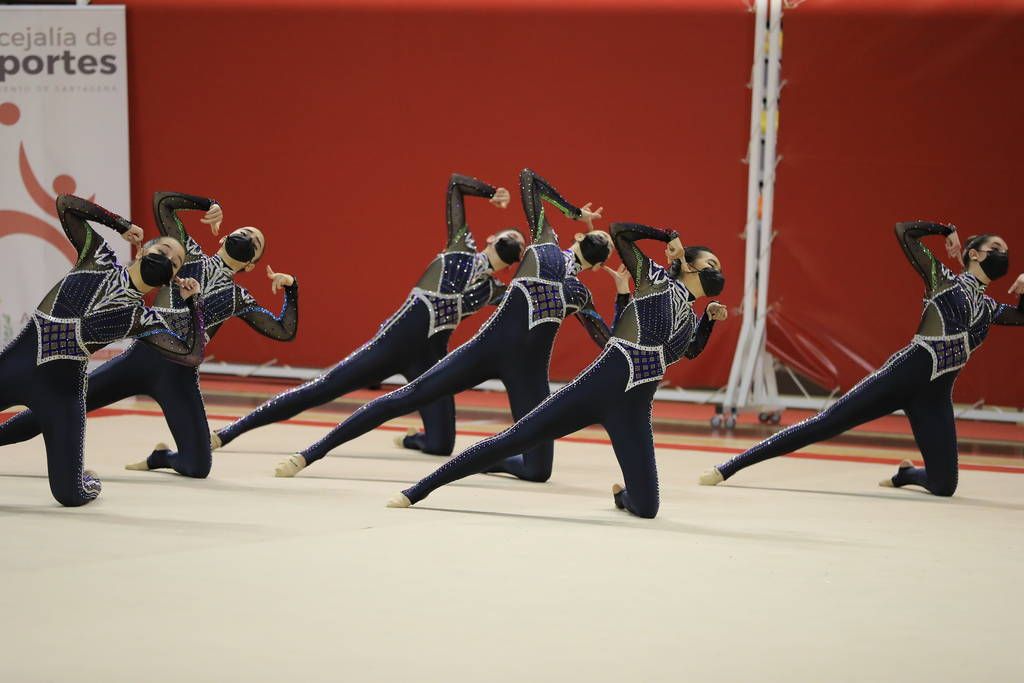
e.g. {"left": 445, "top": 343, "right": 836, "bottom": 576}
{"left": 33, "top": 313, "right": 86, "bottom": 363}
{"left": 502, "top": 244, "right": 585, "bottom": 329}
{"left": 610, "top": 339, "right": 667, "bottom": 391}
{"left": 32, "top": 262, "right": 156, "bottom": 363}
{"left": 912, "top": 273, "right": 1001, "bottom": 379}
{"left": 607, "top": 264, "right": 700, "bottom": 391}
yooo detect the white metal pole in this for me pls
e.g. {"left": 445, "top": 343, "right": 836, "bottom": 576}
{"left": 737, "top": 0, "right": 784, "bottom": 414}
{"left": 757, "top": 0, "right": 783, "bottom": 340}
{"left": 723, "top": 0, "right": 769, "bottom": 416}
{"left": 736, "top": 316, "right": 766, "bottom": 406}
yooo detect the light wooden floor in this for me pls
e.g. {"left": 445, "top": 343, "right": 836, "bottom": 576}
{"left": 1, "top": 403, "right": 1022, "bottom": 682}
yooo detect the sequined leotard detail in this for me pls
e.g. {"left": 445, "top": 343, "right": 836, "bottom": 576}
{"left": 399, "top": 220, "right": 721, "bottom": 517}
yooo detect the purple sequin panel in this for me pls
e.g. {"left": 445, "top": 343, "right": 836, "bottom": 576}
{"left": 521, "top": 280, "right": 565, "bottom": 323}
{"left": 924, "top": 337, "right": 968, "bottom": 372}
{"left": 626, "top": 345, "right": 665, "bottom": 383}
{"left": 421, "top": 292, "right": 460, "bottom": 328}
{"left": 37, "top": 317, "right": 82, "bottom": 360}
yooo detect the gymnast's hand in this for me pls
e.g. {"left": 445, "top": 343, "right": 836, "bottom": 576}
{"left": 707, "top": 302, "right": 728, "bottom": 321}
{"left": 579, "top": 203, "right": 603, "bottom": 231}
{"left": 176, "top": 277, "right": 201, "bottom": 300}
{"left": 944, "top": 228, "right": 961, "bottom": 261}
{"left": 665, "top": 237, "right": 685, "bottom": 262}
{"left": 267, "top": 266, "right": 295, "bottom": 294}
{"left": 490, "top": 187, "right": 511, "bottom": 209}
{"left": 122, "top": 224, "right": 144, "bottom": 247}
{"left": 603, "top": 264, "right": 631, "bottom": 294}
{"left": 1009, "top": 273, "right": 1024, "bottom": 296}
{"left": 201, "top": 204, "right": 223, "bottom": 236}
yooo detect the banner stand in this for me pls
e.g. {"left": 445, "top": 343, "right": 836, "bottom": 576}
{"left": 0, "top": 4, "right": 130, "bottom": 362}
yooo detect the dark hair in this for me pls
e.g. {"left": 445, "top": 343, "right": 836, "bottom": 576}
{"left": 962, "top": 234, "right": 995, "bottom": 266}
{"left": 497, "top": 227, "right": 525, "bottom": 242}
{"left": 579, "top": 231, "right": 612, "bottom": 266}
{"left": 668, "top": 245, "right": 716, "bottom": 280}
{"left": 684, "top": 245, "right": 715, "bottom": 265}
{"left": 142, "top": 236, "right": 182, "bottom": 251}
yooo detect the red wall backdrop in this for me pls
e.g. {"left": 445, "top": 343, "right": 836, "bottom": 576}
{"left": 775, "top": 1, "right": 1024, "bottom": 407}
{"left": 96, "top": 0, "right": 1022, "bottom": 405}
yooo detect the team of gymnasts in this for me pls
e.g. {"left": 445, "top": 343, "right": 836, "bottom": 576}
{"left": 1, "top": 169, "right": 1020, "bottom": 515}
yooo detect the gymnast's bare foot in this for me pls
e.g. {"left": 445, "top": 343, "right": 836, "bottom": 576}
{"left": 612, "top": 483, "right": 626, "bottom": 510}
{"left": 393, "top": 427, "right": 417, "bottom": 449}
{"left": 880, "top": 459, "right": 915, "bottom": 488}
{"left": 125, "top": 442, "right": 170, "bottom": 471}
{"left": 387, "top": 493, "right": 411, "bottom": 508}
{"left": 275, "top": 454, "right": 306, "bottom": 477}
{"left": 698, "top": 467, "right": 725, "bottom": 486}
{"left": 210, "top": 431, "right": 222, "bottom": 450}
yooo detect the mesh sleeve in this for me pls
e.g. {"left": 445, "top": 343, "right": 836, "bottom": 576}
{"left": 518, "top": 168, "right": 582, "bottom": 245}
{"left": 683, "top": 311, "right": 716, "bottom": 359}
{"left": 612, "top": 293, "right": 631, "bottom": 329}
{"left": 488, "top": 279, "right": 508, "bottom": 306}
{"left": 609, "top": 222, "right": 678, "bottom": 288}
{"left": 136, "top": 297, "right": 206, "bottom": 366}
{"left": 574, "top": 299, "right": 612, "bottom": 349}
{"left": 446, "top": 174, "right": 497, "bottom": 252}
{"left": 991, "top": 295, "right": 1024, "bottom": 326}
{"left": 235, "top": 281, "right": 299, "bottom": 341}
{"left": 894, "top": 221, "right": 956, "bottom": 294}
{"left": 55, "top": 194, "right": 131, "bottom": 265}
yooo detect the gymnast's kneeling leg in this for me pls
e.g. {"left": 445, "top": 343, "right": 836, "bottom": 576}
{"left": 888, "top": 373, "right": 959, "bottom": 497}
{"left": 484, "top": 362, "right": 556, "bottom": 482}
{"left": 130, "top": 365, "right": 212, "bottom": 479}
{"left": 397, "top": 337, "right": 457, "bottom": 457}
{"left": 602, "top": 384, "right": 661, "bottom": 519}
{"left": 31, "top": 360, "right": 101, "bottom": 507}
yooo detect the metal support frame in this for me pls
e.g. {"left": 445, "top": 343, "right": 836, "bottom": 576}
{"left": 720, "top": 0, "right": 784, "bottom": 428}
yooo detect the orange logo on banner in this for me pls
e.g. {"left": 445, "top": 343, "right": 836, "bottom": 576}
{"left": 0, "top": 101, "right": 96, "bottom": 263}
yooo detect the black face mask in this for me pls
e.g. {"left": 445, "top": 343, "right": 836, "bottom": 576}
{"left": 579, "top": 233, "right": 610, "bottom": 267}
{"left": 698, "top": 268, "right": 725, "bottom": 297}
{"left": 139, "top": 252, "right": 174, "bottom": 287}
{"left": 225, "top": 234, "right": 256, "bottom": 263}
{"left": 494, "top": 234, "right": 523, "bottom": 265}
{"left": 979, "top": 250, "right": 1009, "bottom": 280}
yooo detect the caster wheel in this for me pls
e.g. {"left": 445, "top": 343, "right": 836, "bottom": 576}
{"left": 758, "top": 411, "right": 770, "bottom": 424}
{"left": 769, "top": 412, "right": 782, "bottom": 425}
{"left": 725, "top": 415, "right": 737, "bottom": 430}
{"left": 710, "top": 414, "right": 723, "bottom": 429}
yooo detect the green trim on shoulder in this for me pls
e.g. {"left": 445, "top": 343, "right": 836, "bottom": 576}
{"left": 631, "top": 244, "right": 644, "bottom": 283}
{"left": 928, "top": 255, "right": 941, "bottom": 290}
{"left": 451, "top": 223, "right": 469, "bottom": 248}
{"left": 541, "top": 192, "right": 575, "bottom": 219}
{"left": 172, "top": 216, "right": 188, "bottom": 244}
{"left": 76, "top": 226, "right": 94, "bottom": 266}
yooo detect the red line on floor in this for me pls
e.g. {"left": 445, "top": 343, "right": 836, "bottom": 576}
{"left": 17, "top": 406, "right": 1018, "bottom": 476}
